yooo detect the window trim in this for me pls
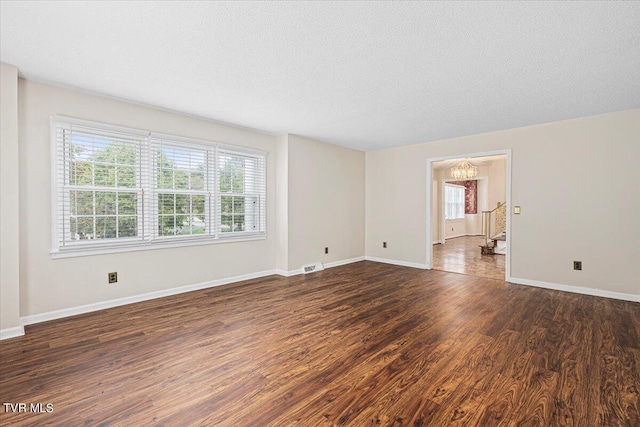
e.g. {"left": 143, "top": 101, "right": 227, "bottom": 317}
{"left": 444, "top": 183, "right": 466, "bottom": 221}
{"left": 50, "top": 116, "right": 267, "bottom": 258}
{"left": 50, "top": 233, "right": 267, "bottom": 259}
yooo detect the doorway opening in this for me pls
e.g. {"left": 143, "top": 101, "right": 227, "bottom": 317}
{"left": 426, "top": 150, "right": 511, "bottom": 281}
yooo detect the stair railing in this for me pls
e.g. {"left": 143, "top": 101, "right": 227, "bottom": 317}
{"left": 481, "top": 202, "right": 506, "bottom": 247}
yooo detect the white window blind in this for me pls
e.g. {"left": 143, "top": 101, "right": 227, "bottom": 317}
{"left": 218, "top": 147, "right": 266, "bottom": 235}
{"left": 52, "top": 116, "right": 267, "bottom": 256}
{"left": 150, "top": 135, "right": 212, "bottom": 240}
{"left": 444, "top": 184, "right": 465, "bottom": 220}
{"left": 53, "top": 119, "right": 147, "bottom": 249}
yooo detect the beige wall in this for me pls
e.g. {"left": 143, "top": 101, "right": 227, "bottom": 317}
{"left": 488, "top": 158, "right": 506, "bottom": 209}
{"left": 470, "top": 178, "right": 489, "bottom": 235}
{"left": 366, "top": 109, "right": 640, "bottom": 296}
{"left": 18, "top": 80, "right": 278, "bottom": 317}
{"left": 286, "top": 134, "right": 365, "bottom": 271}
{"left": 275, "top": 135, "right": 289, "bottom": 272}
{"left": 4, "top": 73, "right": 638, "bottom": 330}
{"left": 482, "top": 160, "right": 507, "bottom": 237}
{"left": 1, "top": 63, "right": 21, "bottom": 333}
{"left": 4, "top": 78, "right": 367, "bottom": 325}
{"left": 431, "top": 180, "right": 438, "bottom": 243}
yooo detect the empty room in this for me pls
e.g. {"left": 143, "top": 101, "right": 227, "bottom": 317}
{"left": 1, "top": 2, "right": 639, "bottom": 426}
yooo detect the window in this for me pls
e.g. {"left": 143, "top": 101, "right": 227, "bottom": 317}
{"left": 444, "top": 184, "right": 465, "bottom": 220}
{"left": 52, "top": 116, "right": 266, "bottom": 256}
{"left": 218, "top": 147, "right": 266, "bottom": 234}
{"left": 151, "top": 136, "right": 210, "bottom": 239}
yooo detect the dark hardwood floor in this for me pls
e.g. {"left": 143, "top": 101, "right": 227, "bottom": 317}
{"left": 1, "top": 261, "right": 638, "bottom": 426}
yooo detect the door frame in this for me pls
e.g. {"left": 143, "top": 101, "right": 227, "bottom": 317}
{"left": 425, "top": 149, "right": 512, "bottom": 281}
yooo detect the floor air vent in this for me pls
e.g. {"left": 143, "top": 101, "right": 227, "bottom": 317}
{"left": 302, "top": 262, "right": 325, "bottom": 274}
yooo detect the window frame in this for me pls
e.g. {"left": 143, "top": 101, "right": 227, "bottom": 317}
{"left": 51, "top": 116, "right": 267, "bottom": 259}
{"left": 444, "top": 183, "right": 466, "bottom": 221}
{"left": 217, "top": 147, "right": 266, "bottom": 236}
{"left": 149, "top": 133, "right": 215, "bottom": 242}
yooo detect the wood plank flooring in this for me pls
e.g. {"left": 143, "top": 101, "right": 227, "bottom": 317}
{"left": 433, "top": 236, "right": 506, "bottom": 280}
{"left": 1, "top": 261, "right": 638, "bottom": 426}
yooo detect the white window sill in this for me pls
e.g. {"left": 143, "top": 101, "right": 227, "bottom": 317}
{"left": 51, "top": 234, "right": 267, "bottom": 259}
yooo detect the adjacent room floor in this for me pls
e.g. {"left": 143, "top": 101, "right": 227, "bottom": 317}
{"left": 1, "top": 261, "right": 638, "bottom": 426}
{"left": 433, "top": 235, "right": 505, "bottom": 280}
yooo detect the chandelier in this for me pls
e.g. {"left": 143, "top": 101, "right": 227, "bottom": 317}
{"left": 451, "top": 161, "right": 477, "bottom": 180}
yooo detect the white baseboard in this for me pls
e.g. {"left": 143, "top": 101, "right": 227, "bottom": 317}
{"left": 445, "top": 233, "right": 467, "bottom": 240}
{"left": 275, "top": 269, "right": 300, "bottom": 277}
{"left": 276, "top": 256, "right": 365, "bottom": 277}
{"left": 324, "top": 256, "right": 365, "bottom": 269}
{"left": 509, "top": 277, "right": 639, "bottom": 303}
{"left": 442, "top": 234, "right": 483, "bottom": 241}
{"left": 0, "top": 325, "right": 25, "bottom": 340}
{"left": 20, "top": 269, "right": 278, "bottom": 327}
{"left": 365, "top": 256, "right": 428, "bottom": 270}
{"left": 19, "top": 258, "right": 368, "bottom": 328}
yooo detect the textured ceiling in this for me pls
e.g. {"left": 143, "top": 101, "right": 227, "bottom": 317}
{"left": 1, "top": 1, "right": 639, "bottom": 151}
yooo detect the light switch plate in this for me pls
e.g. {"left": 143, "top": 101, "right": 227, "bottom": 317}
{"left": 514, "top": 206, "right": 521, "bottom": 214}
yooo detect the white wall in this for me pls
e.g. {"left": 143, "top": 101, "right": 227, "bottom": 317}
{"left": 464, "top": 214, "right": 481, "bottom": 236}
{"left": 366, "top": 109, "right": 640, "bottom": 297}
{"left": 0, "top": 63, "right": 21, "bottom": 336}
{"left": 286, "top": 134, "right": 365, "bottom": 271}
{"left": 444, "top": 218, "right": 466, "bottom": 239}
{"left": 18, "top": 80, "right": 278, "bottom": 317}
